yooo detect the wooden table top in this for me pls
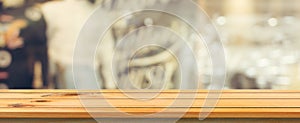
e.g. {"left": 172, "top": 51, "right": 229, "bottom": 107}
{"left": 0, "top": 90, "right": 300, "bottom": 119}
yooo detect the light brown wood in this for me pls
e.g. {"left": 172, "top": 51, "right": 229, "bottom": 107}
{"left": 0, "top": 90, "right": 300, "bottom": 118}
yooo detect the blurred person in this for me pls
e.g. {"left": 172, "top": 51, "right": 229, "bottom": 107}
{"left": 107, "top": 0, "right": 203, "bottom": 89}
{"left": 42, "top": 0, "right": 103, "bottom": 89}
{"left": 0, "top": 0, "right": 48, "bottom": 89}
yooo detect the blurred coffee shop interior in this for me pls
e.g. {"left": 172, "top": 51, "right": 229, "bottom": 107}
{"left": 0, "top": 0, "right": 299, "bottom": 90}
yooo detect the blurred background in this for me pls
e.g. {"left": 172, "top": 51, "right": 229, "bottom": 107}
{"left": 0, "top": 0, "right": 299, "bottom": 90}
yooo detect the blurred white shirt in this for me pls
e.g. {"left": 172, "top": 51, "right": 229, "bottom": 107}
{"left": 42, "top": 0, "right": 96, "bottom": 65}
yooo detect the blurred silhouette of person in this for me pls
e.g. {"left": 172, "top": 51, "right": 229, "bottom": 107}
{"left": 42, "top": 0, "right": 101, "bottom": 89}
{"left": 0, "top": 0, "right": 48, "bottom": 89}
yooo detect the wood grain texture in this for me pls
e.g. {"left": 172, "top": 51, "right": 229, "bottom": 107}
{"left": 0, "top": 90, "right": 299, "bottom": 118}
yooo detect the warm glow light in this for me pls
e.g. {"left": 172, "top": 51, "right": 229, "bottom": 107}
{"left": 268, "top": 18, "right": 278, "bottom": 27}
{"left": 216, "top": 16, "right": 227, "bottom": 26}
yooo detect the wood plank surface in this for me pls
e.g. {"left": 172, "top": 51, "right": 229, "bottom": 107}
{"left": 0, "top": 90, "right": 299, "bottom": 118}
